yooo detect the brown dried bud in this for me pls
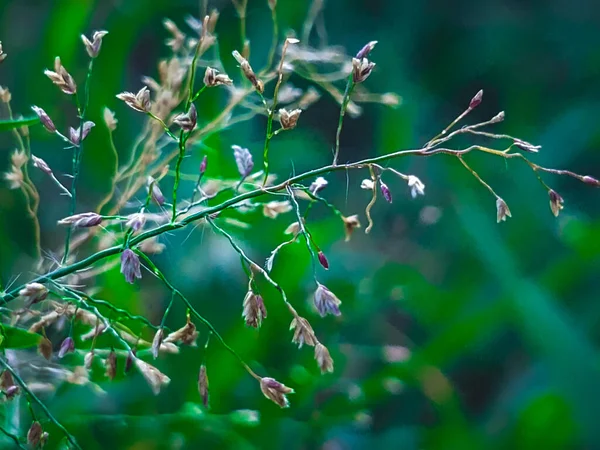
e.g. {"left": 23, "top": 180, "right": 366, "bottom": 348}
{"left": 19, "top": 282, "right": 48, "bottom": 305}
{"left": 0, "top": 370, "right": 15, "bottom": 391}
{"left": 105, "top": 350, "right": 117, "bottom": 380}
{"left": 84, "top": 350, "right": 94, "bottom": 370}
{"left": 314, "top": 343, "right": 334, "bottom": 374}
{"left": 0, "top": 86, "right": 11, "bottom": 103}
{"left": 278, "top": 108, "right": 302, "bottom": 130}
{"left": 342, "top": 215, "right": 361, "bottom": 242}
{"left": 263, "top": 200, "right": 292, "bottom": 219}
{"left": 259, "top": 377, "right": 294, "bottom": 408}
{"left": 549, "top": 190, "right": 564, "bottom": 217}
{"left": 198, "top": 364, "right": 209, "bottom": 408}
{"left": 469, "top": 89, "right": 483, "bottom": 109}
{"left": 116, "top": 86, "right": 151, "bottom": 112}
{"left": 31, "top": 105, "right": 56, "bottom": 133}
{"left": 314, "top": 283, "right": 342, "bottom": 317}
{"left": 120, "top": 249, "right": 142, "bottom": 284}
{"left": 232, "top": 50, "right": 264, "bottom": 93}
{"left": 4, "top": 385, "right": 20, "bottom": 400}
{"left": 44, "top": 57, "right": 77, "bottom": 95}
{"left": 147, "top": 176, "right": 165, "bottom": 205}
{"left": 27, "top": 421, "right": 43, "bottom": 448}
{"left": 317, "top": 251, "right": 329, "bottom": 270}
{"left": 151, "top": 328, "right": 164, "bottom": 359}
{"left": 31, "top": 155, "right": 52, "bottom": 175}
{"left": 356, "top": 40, "right": 378, "bottom": 59}
{"left": 81, "top": 30, "right": 108, "bottom": 58}
{"left": 164, "top": 318, "right": 198, "bottom": 346}
{"left": 103, "top": 107, "right": 118, "bottom": 131}
{"left": 163, "top": 19, "right": 185, "bottom": 52}
{"left": 38, "top": 336, "right": 53, "bottom": 360}
{"left": 125, "top": 349, "right": 136, "bottom": 373}
{"left": 242, "top": 291, "right": 267, "bottom": 328}
{"left": 203, "top": 67, "right": 233, "bottom": 87}
{"left": 290, "top": 316, "right": 317, "bottom": 348}
{"left": 173, "top": 103, "right": 197, "bottom": 132}
{"left": 58, "top": 336, "right": 75, "bottom": 358}
{"left": 58, "top": 212, "right": 103, "bottom": 228}
{"left": 582, "top": 176, "right": 600, "bottom": 187}
{"left": 380, "top": 181, "right": 392, "bottom": 203}
{"left": 134, "top": 358, "right": 171, "bottom": 395}
{"left": 496, "top": 198, "right": 512, "bottom": 223}
{"left": 352, "top": 58, "right": 375, "bottom": 84}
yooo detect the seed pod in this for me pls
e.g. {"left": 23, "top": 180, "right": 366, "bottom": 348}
{"left": 198, "top": 364, "right": 209, "bottom": 408}
{"left": 317, "top": 251, "right": 329, "bottom": 270}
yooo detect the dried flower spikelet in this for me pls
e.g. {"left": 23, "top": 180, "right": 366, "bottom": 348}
{"left": 263, "top": 200, "right": 292, "bottom": 219}
{"left": 356, "top": 40, "right": 378, "bottom": 59}
{"left": 198, "top": 364, "right": 209, "bottom": 408}
{"left": 31, "top": 105, "right": 56, "bottom": 133}
{"left": 0, "top": 370, "right": 15, "bottom": 391}
{"left": 58, "top": 336, "right": 75, "bottom": 358}
{"left": 496, "top": 198, "right": 512, "bottom": 223}
{"left": 105, "top": 350, "right": 117, "bottom": 380}
{"left": 284, "top": 221, "right": 301, "bottom": 236}
{"left": 469, "top": 89, "right": 483, "bottom": 109}
{"left": 31, "top": 155, "right": 52, "bottom": 175}
{"left": 146, "top": 176, "right": 165, "bottom": 205}
{"left": 44, "top": 56, "right": 77, "bottom": 94}
{"left": 164, "top": 318, "right": 198, "bottom": 346}
{"left": 151, "top": 328, "right": 164, "bottom": 359}
{"left": 232, "top": 145, "right": 254, "bottom": 177}
{"left": 268, "top": 0, "right": 277, "bottom": 10}
{"left": 298, "top": 86, "right": 321, "bottom": 110}
{"left": 120, "top": 249, "right": 142, "bottom": 284}
{"left": 380, "top": 181, "right": 393, "bottom": 203}
{"left": 314, "top": 283, "right": 342, "bottom": 317}
{"left": 38, "top": 336, "right": 53, "bottom": 360}
{"left": 138, "top": 237, "right": 166, "bottom": 255}
{"left": 243, "top": 291, "right": 267, "bottom": 328}
{"left": 309, "top": 177, "right": 328, "bottom": 195}
{"left": 163, "top": 18, "right": 185, "bottom": 52}
{"left": 513, "top": 139, "right": 541, "bottom": 153}
{"left": 232, "top": 50, "right": 264, "bottom": 93}
{"left": 290, "top": 316, "right": 317, "bottom": 348}
{"left": 549, "top": 190, "right": 564, "bottom": 217}
{"left": 278, "top": 108, "right": 302, "bottom": 130}
{"left": 583, "top": 175, "right": 600, "bottom": 187}
{"left": 0, "top": 86, "right": 11, "bottom": 103}
{"left": 204, "top": 67, "right": 233, "bottom": 87}
{"left": 361, "top": 179, "right": 375, "bottom": 190}
{"left": 69, "top": 121, "right": 95, "bottom": 145}
{"left": 116, "top": 86, "right": 151, "bottom": 112}
{"left": 58, "top": 212, "right": 102, "bottom": 228}
{"left": 134, "top": 358, "right": 171, "bottom": 395}
{"left": 27, "top": 421, "right": 43, "bottom": 448}
{"left": 381, "top": 92, "right": 401, "bottom": 107}
{"left": 314, "top": 343, "right": 334, "bottom": 374}
{"left": 81, "top": 30, "right": 108, "bottom": 58}
{"left": 352, "top": 58, "right": 376, "bottom": 84}
{"left": 407, "top": 175, "right": 425, "bottom": 198}
{"left": 173, "top": 103, "right": 197, "bottom": 132}
{"left": 103, "top": 107, "right": 118, "bottom": 131}
{"left": 490, "top": 111, "right": 505, "bottom": 124}
{"left": 126, "top": 212, "right": 146, "bottom": 233}
{"left": 318, "top": 251, "right": 329, "bottom": 270}
{"left": 0, "top": 41, "right": 6, "bottom": 62}
{"left": 342, "top": 215, "right": 361, "bottom": 242}
{"left": 259, "top": 377, "right": 294, "bottom": 408}
{"left": 84, "top": 350, "right": 94, "bottom": 370}
{"left": 3, "top": 164, "right": 23, "bottom": 189}
{"left": 19, "top": 282, "right": 48, "bottom": 305}
{"left": 11, "top": 150, "right": 27, "bottom": 169}
{"left": 125, "top": 349, "right": 136, "bottom": 373}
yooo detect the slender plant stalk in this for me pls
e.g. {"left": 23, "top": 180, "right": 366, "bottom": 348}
{"left": 0, "top": 425, "right": 26, "bottom": 450}
{"left": 62, "top": 59, "right": 94, "bottom": 264}
{"left": 0, "top": 358, "right": 82, "bottom": 450}
{"left": 333, "top": 74, "right": 355, "bottom": 166}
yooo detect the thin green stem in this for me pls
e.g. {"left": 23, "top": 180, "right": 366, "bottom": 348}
{"left": 0, "top": 358, "right": 82, "bottom": 450}
{"left": 0, "top": 424, "right": 26, "bottom": 450}
{"left": 62, "top": 59, "right": 94, "bottom": 264}
{"left": 333, "top": 75, "right": 355, "bottom": 166}
{"left": 287, "top": 186, "right": 318, "bottom": 281}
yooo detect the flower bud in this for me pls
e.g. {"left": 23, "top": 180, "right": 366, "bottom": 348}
{"left": 198, "top": 364, "right": 209, "bottom": 408}
{"left": 380, "top": 181, "right": 392, "bottom": 203}
{"left": 173, "top": 103, "right": 197, "bottom": 132}
{"left": 199, "top": 155, "right": 208, "bottom": 174}
{"left": 203, "top": 67, "right": 233, "bottom": 87}
{"left": 38, "top": 336, "right": 53, "bottom": 360}
{"left": 278, "top": 108, "right": 302, "bottom": 130}
{"left": 356, "top": 41, "right": 378, "bottom": 59}
{"left": 147, "top": 176, "right": 165, "bottom": 206}
{"left": 290, "top": 316, "right": 317, "bottom": 348}
{"left": 317, "top": 251, "right": 329, "bottom": 270}
{"left": 116, "top": 86, "right": 151, "bottom": 113}
{"left": 352, "top": 58, "right": 375, "bottom": 84}
{"left": 314, "top": 283, "right": 342, "bottom": 317}
{"left": 151, "top": 328, "right": 164, "bottom": 359}
{"left": 58, "top": 337, "right": 75, "bottom": 358}
{"left": 242, "top": 290, "right": 267, "bottom": 328}
{"left": 31, "top": 155, "right": 52, "bottom": 175}
{"left": 27, "top": 421, "right": 43, "bottom": 448}
{"left": 496, "top": 198, "right": 512, "bottom": 223}
{"left": 120, "top": 249, "right": 142, "bottom": 284}
{"left": 105, "top": 350, "right": 117, "bottom": 380}
{"left": 259, "top": 377, "right": 294, "bottom": 408}
{"left": 31, "top": 105, "right": 56, "bottom": 133}
{"left": 549, "top": 190, "right": 564, "bottom": 217}
{"left": 58, "top": 212, "right": 103, "bottom": 228}
{"left": 583, "top": 176, "right": 600, "bottom": 187}
{"left": 232, "top": 50, "right": 264, "bottom": 93}
{"left": 314, "top": 343, "right": 334, "bottom": 374}
{"left": 469, "top": 89, "right": 483, "bottom": 109}
{"left": 81, "top": 30, "right": 108, "bottom": 58}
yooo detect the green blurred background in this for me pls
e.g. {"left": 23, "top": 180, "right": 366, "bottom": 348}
{"left": 2, "top": 0, "right": 600, "bottom": 449}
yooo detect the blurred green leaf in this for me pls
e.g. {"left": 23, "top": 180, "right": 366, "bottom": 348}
{"left": 0, "top": 116, "right": 39, "bottom": 132}
{"left": 0, "top": 325, "right": 42, "bottom": 349}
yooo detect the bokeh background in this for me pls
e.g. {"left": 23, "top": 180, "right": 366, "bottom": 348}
{"left": 2, "top": 0, "right": 600, "bottom": 449}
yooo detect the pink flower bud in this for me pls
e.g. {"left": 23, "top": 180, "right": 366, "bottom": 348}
{"left": 469, "top": 90, "right": 483, "bottom": 109}
{"left": 317, "top": 251, "right": 329, "bottom": 270}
